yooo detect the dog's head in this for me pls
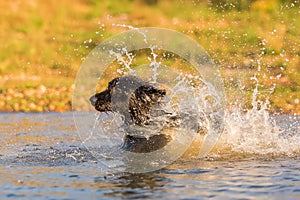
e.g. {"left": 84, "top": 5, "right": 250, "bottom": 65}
{"left": 90, "top": 76, "right": 166, "bottom": 125}
{"left": 89, "top": 77, "right": 119, "bottom": 112}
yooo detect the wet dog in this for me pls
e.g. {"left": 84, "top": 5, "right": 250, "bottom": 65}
{"left": 90, "top": 76, "right": 174, "bottom": 153}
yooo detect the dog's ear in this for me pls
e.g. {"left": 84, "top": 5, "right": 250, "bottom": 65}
{"left": 138, "top": 85, "right": 166, "bottom": 103}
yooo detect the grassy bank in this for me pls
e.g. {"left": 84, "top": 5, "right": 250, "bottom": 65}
{"left": 0, "top": 0, "right": 299, "bottom": 113}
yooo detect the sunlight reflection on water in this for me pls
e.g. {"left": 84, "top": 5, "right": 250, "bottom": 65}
{"left": 0, "top": 112, "right": 299, "bottom": 199}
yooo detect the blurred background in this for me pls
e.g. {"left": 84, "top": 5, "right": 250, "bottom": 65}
{"left": 0, "top": 0, "right": 299, "bottom": 113}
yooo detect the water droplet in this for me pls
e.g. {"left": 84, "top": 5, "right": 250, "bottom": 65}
{"left": 271, "top": 29, "right": 277, "bottom": 35}
{"left": 276, "top": 74, "right": 282, "bottom": 79}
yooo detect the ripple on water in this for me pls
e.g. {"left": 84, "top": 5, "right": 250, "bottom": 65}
{"left": 0, "top": 112, "right": 300, "bottom": 199}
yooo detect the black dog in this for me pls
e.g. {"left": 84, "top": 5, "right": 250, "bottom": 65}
{"left": 90, "top": 76, "right": 174, "bottom": 153}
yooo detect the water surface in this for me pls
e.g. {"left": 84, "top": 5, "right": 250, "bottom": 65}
{"left": 0, "top": 112, "right": 299, "bottom": 199}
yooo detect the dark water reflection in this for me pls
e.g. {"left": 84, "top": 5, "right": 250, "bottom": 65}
{"left": 0, "top": 112, "right": 300, "bottom": 199}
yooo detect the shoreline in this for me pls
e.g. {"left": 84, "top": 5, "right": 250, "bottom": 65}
{"left": 1, "top": 85, "right": 299, "bottom": 115}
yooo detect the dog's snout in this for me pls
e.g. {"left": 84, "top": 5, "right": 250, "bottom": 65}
{"left": 89, "top": 95, "right": 97, "bottom": 106}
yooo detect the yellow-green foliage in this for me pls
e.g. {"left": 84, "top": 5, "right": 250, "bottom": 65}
{"left": 0, "top": 0, "right": 299, "bottom": 113}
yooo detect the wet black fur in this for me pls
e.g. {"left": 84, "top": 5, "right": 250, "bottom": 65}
{"left": 90, "top": 76, "right": 171, "bottom": 153}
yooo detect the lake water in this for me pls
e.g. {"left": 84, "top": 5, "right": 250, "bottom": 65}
{"left": 0, "top": 112, "right": 299, "bottom": 199}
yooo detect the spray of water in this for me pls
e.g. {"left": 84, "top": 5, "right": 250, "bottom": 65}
{"left": 218, "top": 101, "right": 300, "bottom": 158}
{"left": 216, "top": 59, "right": 300, "bottom": 158}
{"left": 74, "top": 26, "right": 300, "bottom": 173}
{"left": 102, "top": 26, "right": 300, "bottom": 158}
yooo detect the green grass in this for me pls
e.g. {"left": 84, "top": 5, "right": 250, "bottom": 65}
{"left": 0, "top": 0, "right": 299, "bottom": 113}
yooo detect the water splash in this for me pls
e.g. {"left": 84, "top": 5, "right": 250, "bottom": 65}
{"left": 112, "top": 23, "right": 148, "bottom": 44}
{"left": 217, "top": 71, "right": 300, "bottom": 158}
{"left": 104, "top": 27, "right": 298, "bottom": 159}
{"left": 149, "top": 45, "right": 160, "bottom": 83}
{"left": 109, "top": 48, "right": 136, "bottom": 75}
{"left": 219, "top": 104, "right": 300, "bottom": 158}
{"left": 75, "top": 26, "right": 300, "bottom": 170}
